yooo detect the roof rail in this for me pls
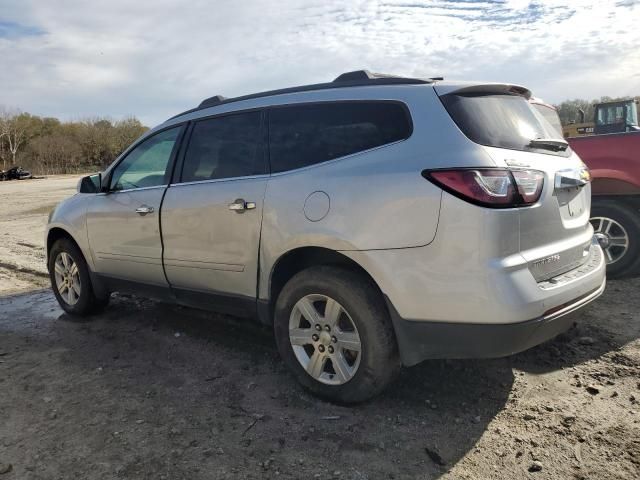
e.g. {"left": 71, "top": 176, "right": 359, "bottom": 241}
{"left": 198, "top": 95, "right": 227, "bottom": 108}
{"left": 332, "top": 69, "right": 429, "bottom": 85}
{"left": 168, "top": 70, "right": 432, "bottom": 121}
{"left": 333, "top": 69, "right": 411, "bottom": 82}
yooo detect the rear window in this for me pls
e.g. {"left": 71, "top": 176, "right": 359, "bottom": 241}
{"left": 181, "top": 111, "right": 264, "bottom": 182}
{"left": 531, "top": 103, "right": 563, "bottom": 137}
{"left": 269, "top": 101, "right": 412, "bottom": 173}
{"left": 441, "top": 94, "right": 570, "bottom": 157}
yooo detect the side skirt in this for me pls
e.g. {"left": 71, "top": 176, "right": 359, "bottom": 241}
{"left": 96, "top": 274, "right": 258, "bottom": 320}
{"left": 172, "top": 287, "right": 256, "bottom": 319}
{"left": 96, "top": 274, "right": 174, "bottom": 302}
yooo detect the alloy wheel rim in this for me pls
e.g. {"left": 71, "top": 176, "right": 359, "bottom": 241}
{"left": 54, "top": 252, "right": 81, "bottom": 305}
{"left": 288, "top": 294, "right": 362, "bottom": 385}
{"left": 591, "top": 216, "right": 629, "bottom": 265}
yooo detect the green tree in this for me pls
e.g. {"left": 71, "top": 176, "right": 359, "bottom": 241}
{"left": 0, "top": 105, "right": 148, "bottom": 175}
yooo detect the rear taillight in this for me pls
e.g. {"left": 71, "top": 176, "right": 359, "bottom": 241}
{"left": 423, "top": 168, "right": 544, "bottom": 208}
{"left": 511, "top": 169, "right": 545, "bottom": 203}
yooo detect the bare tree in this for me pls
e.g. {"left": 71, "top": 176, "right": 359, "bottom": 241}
{"left": 0, "top": 109, "right": 8, "bottom": 170}
{"left": 0, "top": 131, "right": 6, "bottom": 171}
{"left": 0, "top": 108, "right": 30, "bottom": 166}
{"left": 11, "top": 118, "right": 33, "bottom": 165}
{"left": 28, "top": 133, "right": 82, "bottom": 174}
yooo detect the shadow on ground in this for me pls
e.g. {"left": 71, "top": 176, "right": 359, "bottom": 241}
{"left": 0, "top": 289, "right": 518, "bottom": 479}
{"left": 2, "top": 278, "right": 638, "bottom": 479}
{"left": 512, "top": 277, "right": 640, "bottom": 375}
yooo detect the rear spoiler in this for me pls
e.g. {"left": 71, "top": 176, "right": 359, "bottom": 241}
{"left": 434, "top": 83, "right": 531, "bottom": 99}
{"left": 529, "top": 96, "right": 556, "bottom": 110}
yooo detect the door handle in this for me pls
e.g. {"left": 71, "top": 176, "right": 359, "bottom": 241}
{"left": 135, "top": 205, "right": 154, "bottom": 215}
{"left": 228, "top": 199, "right": 256, "bottom": 213}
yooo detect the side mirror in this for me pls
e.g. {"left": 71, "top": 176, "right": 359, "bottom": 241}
{"left": 78, "top": 173, "right": 102, "bottom": 194}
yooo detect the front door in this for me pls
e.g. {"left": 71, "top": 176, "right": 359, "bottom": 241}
{"left": 161, "top": 111, "right": 267, "bottom": 309}
{"left": 86, "top": 126, "right": 182, "bottom": 285}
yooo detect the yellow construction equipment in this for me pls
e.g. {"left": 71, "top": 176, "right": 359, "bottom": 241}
{"left": 563, "top": 99, "right": 639, "bottom": 137}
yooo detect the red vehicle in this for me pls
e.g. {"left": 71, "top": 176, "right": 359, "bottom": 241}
{"left": 531, "top": 99, "right": 640, "bottom": 278}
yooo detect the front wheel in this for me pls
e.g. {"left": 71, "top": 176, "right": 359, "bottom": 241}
{"left": 48, "top": 238, "right": 109, "bottom": 316}
{"left": 591, "top": 201, "right": 640, "bottom": 278}
{"left": 274, "top": 266, "right": 400, "bottom": 403}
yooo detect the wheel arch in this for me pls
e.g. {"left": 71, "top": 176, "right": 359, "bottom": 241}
{"left": 47, "top": 226, "right": 109, "bottom": 298}
{"left": 590, "top": 175, "right": 640, "bottom": 197}
{"left": 592, "top": 194, "right": 640, "bottom": 211}
{"left": 590, "top": 197, "right": 640, "bottom": 278}
{"left": 47, "top": 227, "right": 82, "bottom": 263}
{"left": 263, "top": 246, "right": 389, "bottom": 325}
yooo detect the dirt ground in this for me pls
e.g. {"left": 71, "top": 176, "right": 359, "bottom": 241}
{"left": 0, "top": 176, "right": 639, "bottom": 480}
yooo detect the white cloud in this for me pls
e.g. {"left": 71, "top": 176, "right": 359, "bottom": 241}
{"left": 1, "top": 0, "right": 638, "bottom": 125}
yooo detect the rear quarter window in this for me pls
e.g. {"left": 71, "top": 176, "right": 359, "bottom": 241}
{"left": 531, "top": 103, "right": 563, "bottom": 137}
{"left": 268, "top": 101, "right": 412, "bottom": 173}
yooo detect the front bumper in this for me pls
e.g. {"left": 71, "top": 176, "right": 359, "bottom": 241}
{"left": 387, "top": 276, "right": 606, "bottom": 366}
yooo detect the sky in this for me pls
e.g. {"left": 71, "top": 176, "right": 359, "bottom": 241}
{"left": 0, "top": 0, "right": 639, "bottom": 126}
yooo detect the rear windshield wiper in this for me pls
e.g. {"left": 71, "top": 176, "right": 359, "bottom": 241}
{"left": 528, "top": 137, "right": 569, "bottom": 152}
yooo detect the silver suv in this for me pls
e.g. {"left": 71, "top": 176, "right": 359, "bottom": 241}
{"left": 47, "top": 70, "right": 606, "bottom": 403}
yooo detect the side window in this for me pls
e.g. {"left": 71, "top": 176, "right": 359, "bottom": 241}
{"left": 110, "top": 127, "right": 181, "bottom": 191}
{"left": 269, "top": 102, "right": 412, "bottom": 173}
{"left": 181, "top": 111, "right": 264, "bottom": 182}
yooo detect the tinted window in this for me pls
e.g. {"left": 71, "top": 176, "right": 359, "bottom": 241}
{"left": 441, "top": 94, "right": 570, "bottom": 157}
{"left": 110, "top": 127, "right": 180, "bottom": 191}
{"left": 269, "top": 102, "right": 411, "bottom": 173}
{"left": 181, "top": 112, "right": 264, "bottom": 182}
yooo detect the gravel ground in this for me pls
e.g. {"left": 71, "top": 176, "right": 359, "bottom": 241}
{"left": 0, "top": 176, "right": 639, "bottom": 480}
{"left": 0, "top": 175, "right": 83, "bottom": 295}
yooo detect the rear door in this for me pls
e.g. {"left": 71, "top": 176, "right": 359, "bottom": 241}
{"left": 86, "top": 126, "right": 183, "bottom": 285}
{"left": 437, "top": 87, "right": 593, "bottom": 280}
{"left": 161, "top": 110, "right": 267, "bottom": 308}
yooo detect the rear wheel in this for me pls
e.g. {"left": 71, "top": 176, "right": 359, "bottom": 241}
{"left": 274, "top": 266, "right": 400, "bottom": 403}
{"left": 591, "top": 201, "right": 640, "bottom": 278}
{"left": 48, "top": 238, "right": 109, "bottom": 316}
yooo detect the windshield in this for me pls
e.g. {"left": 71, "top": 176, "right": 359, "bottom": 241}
{"left": 441, "top": 93, "right": 570, "bottom": 157}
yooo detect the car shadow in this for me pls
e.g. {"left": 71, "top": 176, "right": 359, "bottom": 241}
{"left": 1, "top": 290, "right": 514, "bottom": 478}
{"left": 5, "top": 275, "right": 638, "bottom": 479}
{"left": 2, "top": 276, "right": 638, "bottom": 479}
{"left": 512, "top": 277, "right": 640, "bottom": 374}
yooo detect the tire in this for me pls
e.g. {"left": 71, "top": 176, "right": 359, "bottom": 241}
{"left": 274, "top": 266, "right": 400, "bottom": 403}
{"left": 48, "top": 238, "right": 109, "bottom": 316}
{"left": 591, "top": 200, "right": 640, "bottom": 278}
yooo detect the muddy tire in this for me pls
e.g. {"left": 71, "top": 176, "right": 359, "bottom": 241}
{"left": 48, "top": 238, "right": 109, "bottom": 316}
{"left": 591, "top": 200, "right": 640, "bottom": 278}
{"left": 274, "top": 266, "right": 400, "bottom": 404}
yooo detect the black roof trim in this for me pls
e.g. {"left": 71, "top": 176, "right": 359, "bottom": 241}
{"left": 198, "top": 95, "right": 227, "bottom": 108}
{"left": 333, "top": 69, "right": 421, "bottom": 82}
{"left": 168, "top": 70, "right": 432, "bottom": 121}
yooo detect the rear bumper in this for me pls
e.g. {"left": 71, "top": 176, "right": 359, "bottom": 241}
{"left": 387, "top": 276, "right": 606, "bottom": 366}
